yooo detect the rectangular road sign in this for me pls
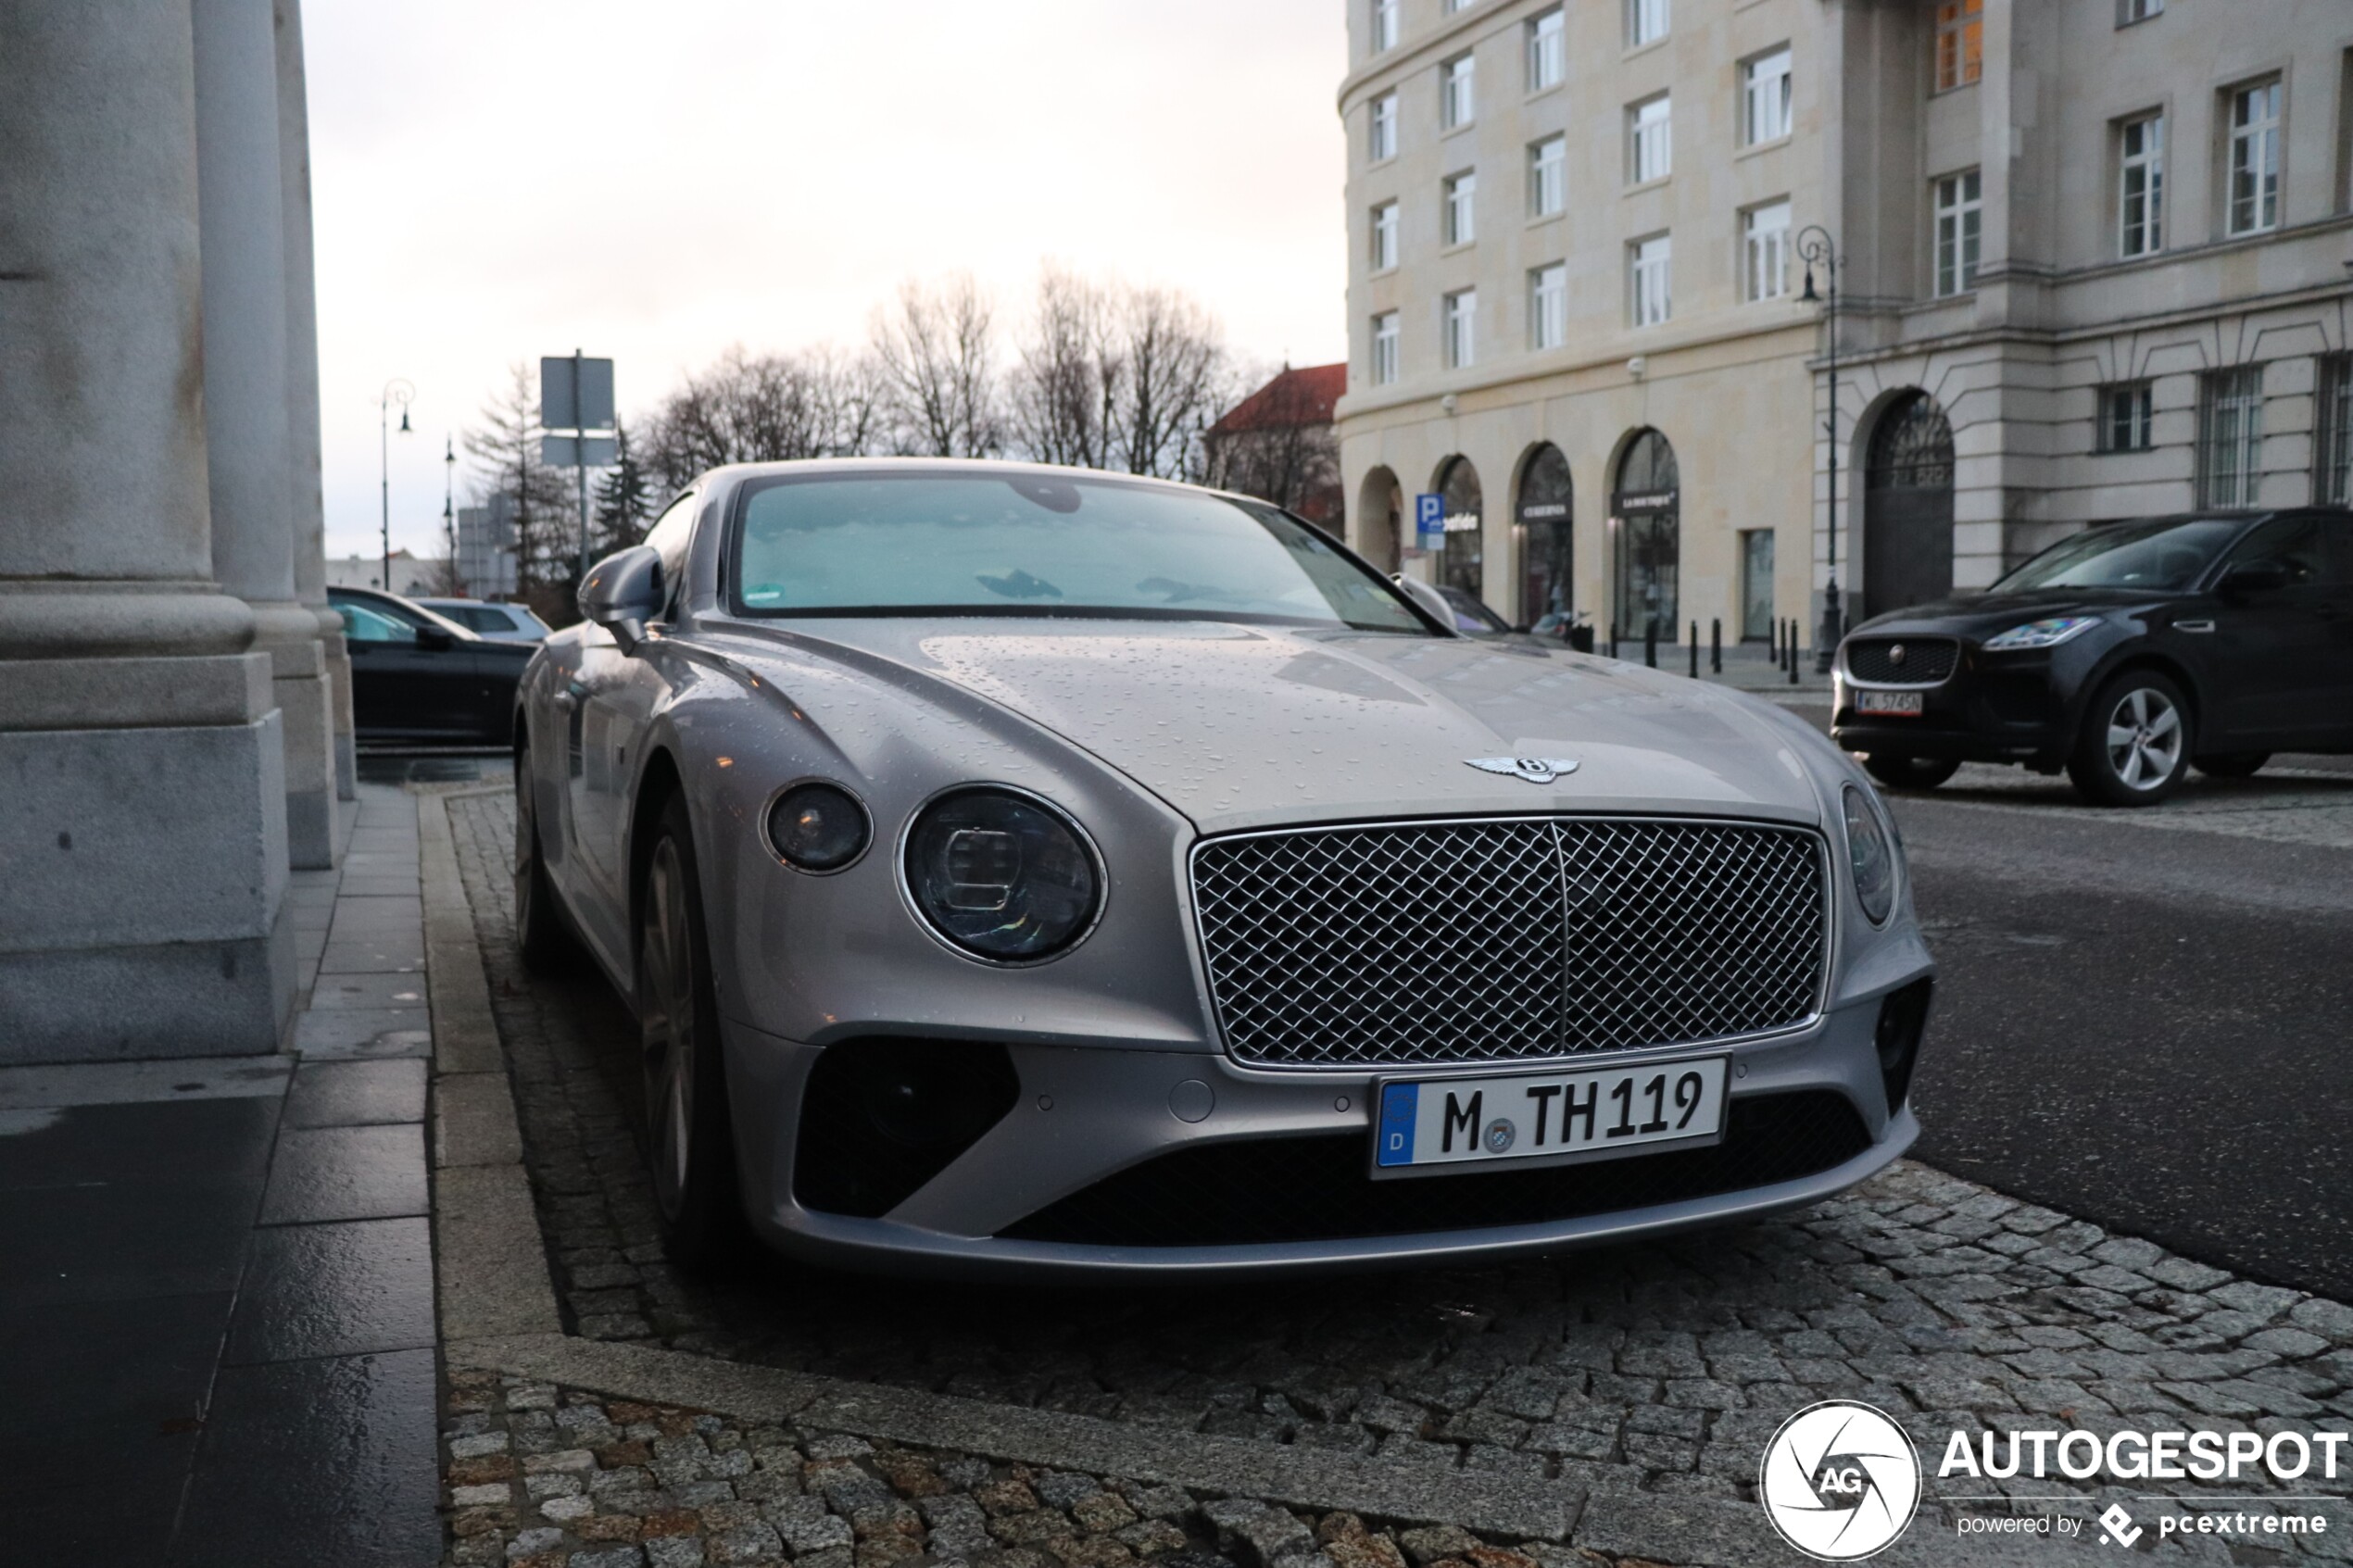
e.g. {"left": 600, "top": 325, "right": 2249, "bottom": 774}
{"left": 1415, "top": 492, "right": 1445, "bottom": 546}
{"left": 540, "top": 355, "right": 614, "bottom": 433}
{"left": 541, "top": 433, "right": 618, "bottom": 469}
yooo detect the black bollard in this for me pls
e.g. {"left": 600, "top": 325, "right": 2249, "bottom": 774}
{"left": 1609, "top": 621, "right": 1619, "bottom": 659}
{"left": 1788, "top": 623, "right": 1800, "bottom": 685}
{"left": 1689, "top": 622, "right": 1698, "bottom": 678}
{"left": 1644, "top": 621, "right": 1657, "bottom": 668}
{"left": 1710, "top": 619, "right": 1722, "bottom": 674}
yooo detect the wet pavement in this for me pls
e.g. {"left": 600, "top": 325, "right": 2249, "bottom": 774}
{"left": 0, "top": 786, "right": 441, "bottom": 1566}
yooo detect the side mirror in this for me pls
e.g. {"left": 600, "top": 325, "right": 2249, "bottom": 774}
{"left": 2220, "top": 558, "right": 2292, "bottom": 596}
{"left": 416, "top": 625, "right": 455, "bottom": 652}
{"left": 578, "top": 546, "right": 665, "bottom": 653}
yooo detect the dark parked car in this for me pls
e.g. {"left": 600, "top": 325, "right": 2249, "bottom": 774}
{"left": 1832, "top": 509, "right": 2353, "bottom": 805}
{"left": 328, "top": 585, "right": 535, "bottom": 746}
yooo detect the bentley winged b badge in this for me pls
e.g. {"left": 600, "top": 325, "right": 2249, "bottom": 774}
{"left": 1466, "top": 757, "right": 1580, "bottom": 784}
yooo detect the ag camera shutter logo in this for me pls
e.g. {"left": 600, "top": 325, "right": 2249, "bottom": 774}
{"left": 1758, "top": 1401, "right": 1922, "bottom": 1560}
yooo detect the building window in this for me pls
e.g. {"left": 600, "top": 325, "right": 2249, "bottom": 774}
{"left": 2227, "top": 80, "right": 2283, "bottom": 237}
{"left": 2119, "top": 113, "right": 2164, "bottom": 257}
{"left": 1528, "top": 136, "right": 1566, "bottom": 218}
{"left": 2197, "top": 366, "right": 2265, "bottom": 508}
{"left": 1370, "top": 201, "right": 1399, "bottom": 270}
{"left": 1443, "top": 289, "right": 1478, "bottom": 369}
{"left": 1443, "top": 170, "right": 1477, "bottom": 245}
{"left": 1369, "top": 93, "right": 1398, "bottom": 162}
{"left": 1372, "top": 0, "right": 1399, "bottom": 53}
{"left": 2097, "top": 383, "right": 2154, "bottom": 453}
{"left": 1629, "top": 94, "right": 1672, "bottom": 185}
{"left": 1630, "top": 234, "right": 1671, "bottom": 326}
{"left": 1743, "top": 200, "right": 1792, "bottom": 301}
{"left": 1743, "top": 48, "right": 1793, "bottom": 146}
{"left": 2119, "top": 0, "right": 2162, "bottom": 22}
{"left": 1935, "top": 0, "right": 1983, "bottom": 92}
{"left": 1371, "top": 312, "right": 1401, "bottom": 385}
{"left": 1529, "top": 264, "right": 1567, "bottom": 350}
{"left": 1527, "top": 7, "right": 1565, "bottom": 93}
{"left": 2317, "top": 356, "right": 2353, "bottom": 507}
{"left": 1626, "top": 0, "right": 1668, "bottom": 50}
{"left": 1441, "top": 54, "right": 1477, "bottom": 131}
{"left": 1934, "top": 169, "right": 1982, "bottom": 296}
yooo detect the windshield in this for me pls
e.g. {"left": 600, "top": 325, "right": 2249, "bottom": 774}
{"left": 1991, "top": 519, "right": 2246, "bottom": 594}
{"left": 730, "top": 472, "right": 1426, "bottom": 633}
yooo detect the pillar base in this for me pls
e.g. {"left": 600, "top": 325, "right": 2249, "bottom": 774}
{"left": 0, "top": 658, "right": 297, "bottom": 1063}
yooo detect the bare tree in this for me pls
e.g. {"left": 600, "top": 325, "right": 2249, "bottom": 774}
{"left": 869, "top": 274, "right": 1002, "bottom": 458}
{"left": 1006, "top": 267, "right": 1115, "bottom": 470}
{"left": 1107, "top": 284, "right": 1229, "bottom": 481}
{"left": 638, "top": 345, "right": 883, "bottom": 493}
{"left": 463, "top": 362, "right": 573, "bottom": 596}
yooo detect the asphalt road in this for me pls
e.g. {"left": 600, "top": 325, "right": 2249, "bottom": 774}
{"left": 1805, "top": 719, "right": 2353, "bottom": 1301}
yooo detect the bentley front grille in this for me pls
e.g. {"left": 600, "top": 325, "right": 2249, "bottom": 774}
{"left": 1190, "top": 817, "right": 1827, "bottom": 1069}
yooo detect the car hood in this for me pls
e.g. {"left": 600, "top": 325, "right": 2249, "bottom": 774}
{"left": 715, "top": 618, "right": 1829, "bottom": 834}
{"left": 1854, "top": 587, "right": 2166, "bottom": 637}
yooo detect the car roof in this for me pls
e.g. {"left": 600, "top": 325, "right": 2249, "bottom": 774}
{"left": 691, "top": 456, "right": 1264, "bottom": 508}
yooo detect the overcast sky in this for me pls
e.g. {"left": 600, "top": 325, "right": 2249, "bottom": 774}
{"left": 308, "top": 1, "right": 1348, "bottom": 560}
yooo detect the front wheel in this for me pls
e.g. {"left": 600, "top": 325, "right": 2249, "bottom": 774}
{"left": 2195, "top": 751, "right": 2270, "bottom": 779}
{"left": 2067, "top": 672, "right": 2192, "bottom": 807}
{"left": 636, "top": 794, "right": 743, "bottom": 1268}
{"left": 1862, "top": 754, "right": 1961, "bottom": 790}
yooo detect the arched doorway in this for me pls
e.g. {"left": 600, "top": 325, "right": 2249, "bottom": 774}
{"left": 1357, "top": 467, "right": 1402, "bottom": 572}
{"left": 1864, "top": 392, "right": 1956, "bottom": 618}
{"left": 1436, "top": 456, "right": 1482, "bottom": 599}
{"left": 1611, "top": 429, "right": 1680, "bottom": 641}
{"left": 1516, "top": 443, "right": 1574, "bottom": 630}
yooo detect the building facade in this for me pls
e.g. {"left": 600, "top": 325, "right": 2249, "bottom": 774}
{"left": 1334, "top": 0, "right": 2353, "bottom": 647}
{"left": 2, "top": 0, "right": 351, "bottom": 1060}
{"left": 1204, "top": 362, "right": 1349, "bottom": 528}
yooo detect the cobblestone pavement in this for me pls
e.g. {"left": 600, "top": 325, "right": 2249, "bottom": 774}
{"left": 448, "top": 793, "right": 2353, "bottom": 1558}
{"left": 443, "top": 1373, "right": 1624, "bottom": 1568}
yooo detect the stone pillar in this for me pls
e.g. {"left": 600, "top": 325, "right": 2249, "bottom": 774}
{"left": 192, "top": 0, "right": 340, "bottom": 868}
{"left": 0, "top": 0, "right": 296, "bottom": 1060}
{"left": 273, "top": 0, "right": 355, "bottom": 803}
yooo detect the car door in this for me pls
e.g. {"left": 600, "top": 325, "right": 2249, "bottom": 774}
{"left": 2203, "top": 515, "right": 2340, "bottom": 746}
{"left": 2317, "top": 516, "right": 2353, "bottom": 746}
{"left": 336, "top": 600, "right": 476, "bottom": 739}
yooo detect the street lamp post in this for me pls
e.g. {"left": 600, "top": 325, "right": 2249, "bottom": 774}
{"left": 379, "top": 379, "right": 415, "bottom": 591}
{"left": 1796, "top": 227, "right": 1841, "bottom": 675}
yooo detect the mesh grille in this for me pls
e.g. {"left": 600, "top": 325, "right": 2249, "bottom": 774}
{"left": 1192, "top": 818, "right": 1826, "bottom": 1069}
{"left": 1844, "top": 637, "right": 1958, "bottom": 684}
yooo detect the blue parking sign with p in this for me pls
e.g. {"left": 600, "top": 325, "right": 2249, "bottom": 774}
{"left": 1414, "top": 493, "right": 1444, "bottom": 545}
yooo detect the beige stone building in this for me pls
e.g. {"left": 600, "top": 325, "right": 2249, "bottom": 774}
{"left": 1334, "top": 0, "right": 2353, "bottom": 650}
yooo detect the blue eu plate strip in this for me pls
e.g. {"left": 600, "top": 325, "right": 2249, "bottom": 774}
{"left": 1377, "top": 1083, "right": 1418, "bottom": 1167}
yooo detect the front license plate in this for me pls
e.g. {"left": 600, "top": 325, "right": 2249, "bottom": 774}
{"left": 1373, "top": 1058, "right": 1728, "bottom": 1175}
{"left": 1856, "top": 689, "right": 1924, "bottom": 716}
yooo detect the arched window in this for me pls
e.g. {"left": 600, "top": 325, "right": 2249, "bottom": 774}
{"left": 1863, "top": 393, "right": 1956, "bottom": 616}
{"left": 1516, "top": 444, "right": 1573, "bottom": 628}
{"left": 1436, "top": 456, "right": 1483, "bottom": 599}
{"left": 1356, "top": 467, "right": 1403, "bottom": 572}
{"left": 1610, "top": 429, "right": 1680, "bottom": 641}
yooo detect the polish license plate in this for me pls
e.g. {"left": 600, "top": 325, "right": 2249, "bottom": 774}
{"left": 1856, "top": 689, "right": 1924, "bottom": 716}
{"left": 1372, "top": 1057, "right": 1728, "bottom": 1175}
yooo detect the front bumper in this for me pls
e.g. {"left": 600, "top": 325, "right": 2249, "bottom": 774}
{"left": 1831, "top": 651, "right": 2066, "bottom": 766}
{"left": 718, "top": 978, "right": 1928, "bottom": 1279}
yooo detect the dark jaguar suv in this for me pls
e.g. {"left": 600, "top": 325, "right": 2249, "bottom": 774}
{"left": 1831, "top": 509, "right": 2353, "bottom": 805}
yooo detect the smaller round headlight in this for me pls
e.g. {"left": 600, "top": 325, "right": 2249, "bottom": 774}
{"left": 1843, "top": 784, "right": 1895, "bottom": 924}
{"left": 766, "top": 783, "right": 870, "bottom": 872}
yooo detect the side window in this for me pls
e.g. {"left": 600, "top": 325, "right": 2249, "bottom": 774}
{"left": 2228, "top": 516, "right": 2326, "bottom": 584}
{"left": 337, "top": 603, "right": 417, "bottom": 644}
{"left": 640, "top": 492, "right": 698, "bottom": 621}
{"left": 2321, "top": 520, "right": 2353, "bottom": 587}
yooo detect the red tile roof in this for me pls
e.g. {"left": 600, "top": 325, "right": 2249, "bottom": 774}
{"left": 1207, "top": 363, "right": 1348, "bottom": 437}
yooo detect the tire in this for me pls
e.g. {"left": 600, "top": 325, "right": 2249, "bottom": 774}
{"left": 2195, "top": 751, "right": 2270, "bottom": 779}
{"left": 1862, "top": 754, "right": 1961, "bottom": 790}
{"left": 2067, "top": 671, "right": 2193, "bottom": 807}
{"left": 635, "top": 793, "right": 743, "bottom": 1268}
{"left": 513, "top": 746, "right": 581, "bottom": 972}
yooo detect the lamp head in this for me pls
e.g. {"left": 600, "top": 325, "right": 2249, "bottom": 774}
{"left": 398, "top": 408, "right": 412, "bottom": 434}
{"left": 1800, "top": 267, "right": 1820, "bottom": 304}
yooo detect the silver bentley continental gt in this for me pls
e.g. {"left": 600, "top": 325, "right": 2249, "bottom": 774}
{"left": 513, "top": 459, "right": 1935, "bottom": 1275}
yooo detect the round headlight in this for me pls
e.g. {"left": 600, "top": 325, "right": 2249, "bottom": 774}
{"left": 766, "top": 783, "right": 870, "bottom": 872}
{"left": 903, "top": 788, "right": 1101, "bottom": 961}
{"left": 1843, "top": 784, "right": 1896, "bottom": 925}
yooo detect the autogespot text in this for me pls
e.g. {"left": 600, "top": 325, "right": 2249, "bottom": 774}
{"left": 1940, "top": 1426, "right": 2351, "bottom": 1482}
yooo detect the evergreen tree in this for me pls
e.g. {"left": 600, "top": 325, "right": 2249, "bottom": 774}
{"left": 593, "top": 424, "right": 653, "bottom": 557}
